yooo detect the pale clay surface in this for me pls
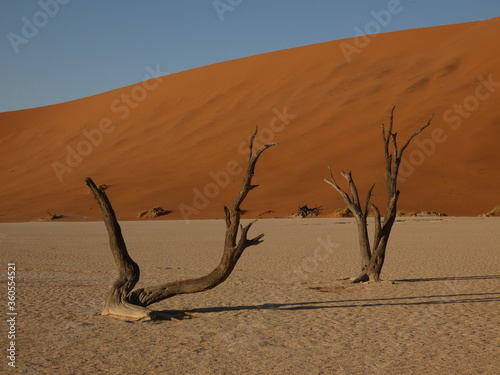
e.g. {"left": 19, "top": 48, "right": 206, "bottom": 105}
{"left": 1, "top": 217, "right": 499, "bottom": 374}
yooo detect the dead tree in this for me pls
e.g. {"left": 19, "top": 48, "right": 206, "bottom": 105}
{"left": 325, "top": 107, "right": 433, "bottom": 282}
{"left": 46, "top": 211, "right": 64, "bottom": 220}
{"left": 85, "top": 129, "right": 276, "bottom": 320}
{"left": 292, "top": 205, "right": 323, "bottom": 218}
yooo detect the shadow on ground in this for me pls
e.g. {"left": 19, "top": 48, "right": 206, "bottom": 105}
{"left": 154, "top": 274, "right": 500, "bottom": 317}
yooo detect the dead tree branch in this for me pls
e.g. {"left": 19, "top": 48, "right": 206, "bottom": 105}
{"left": 325, "top": 107, "right": 434, "bottom": 282}
{"left": 86, "top": 128, "right": 276, "bottom": 320}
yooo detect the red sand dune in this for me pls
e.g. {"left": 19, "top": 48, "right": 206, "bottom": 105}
{"left": 1, "top": 18, "right": 499, "bottom": 222}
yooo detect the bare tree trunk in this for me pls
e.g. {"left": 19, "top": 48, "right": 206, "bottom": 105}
{"left": 324, "top": 169, "right": 374, "bottom": 278}
{"left": 86, "top": 128, "right": 276, "bottom": 320}
{"left": 325, "top": 106, "right": 433, "bottom": 283}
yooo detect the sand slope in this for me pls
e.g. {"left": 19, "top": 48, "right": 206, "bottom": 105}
{"left": 1, "top": 18, "right": 500, "bottom": 222}
{"left": 1, "top": 218, "right": 499, "bottom": 374}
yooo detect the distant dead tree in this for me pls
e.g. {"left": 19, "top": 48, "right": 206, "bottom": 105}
{"left": 86, "top": 129, "right": 276, "bottom": 320}
{"left": 292, "top": 205, "right": 323, "bottom": 218}
{"left": 46, "top": 211, "right": 64, "bottom": 220}
{"left": 325, "top": 107, "right": 434, "bottom": 282}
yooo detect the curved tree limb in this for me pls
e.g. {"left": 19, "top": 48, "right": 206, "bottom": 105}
{"left": 87, "top": 128, "right": 276, "bottom": 320}
{"left": 324, "top": 167, "right": 353, "bottom": 209}
{"left": 130, "top": 129, "right": 275, "bottom": 307}
{"left": 85, "top": 178, "right": 152, "bottom": 320}
{"left": 399, "top": 113, "right": 434, "bottom": 157}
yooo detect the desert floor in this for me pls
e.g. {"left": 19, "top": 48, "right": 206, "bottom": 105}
{"left": 1, "top": 217, "right": 499, "bottom": 374}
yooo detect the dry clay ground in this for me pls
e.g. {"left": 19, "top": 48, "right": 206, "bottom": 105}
{"left": 1, "top": 217, "right": 499, "bottom": 374}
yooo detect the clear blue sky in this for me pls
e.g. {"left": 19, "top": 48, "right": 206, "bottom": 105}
{"left": 1, "top": 0, "right": 499, "bottom": 112}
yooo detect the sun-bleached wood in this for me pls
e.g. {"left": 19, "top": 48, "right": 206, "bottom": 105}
{"left": 86, "top": 128, "right": 276, "bottom": 320}
{"left": 325, "top": 106, "right": 433, "bottom": 282}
